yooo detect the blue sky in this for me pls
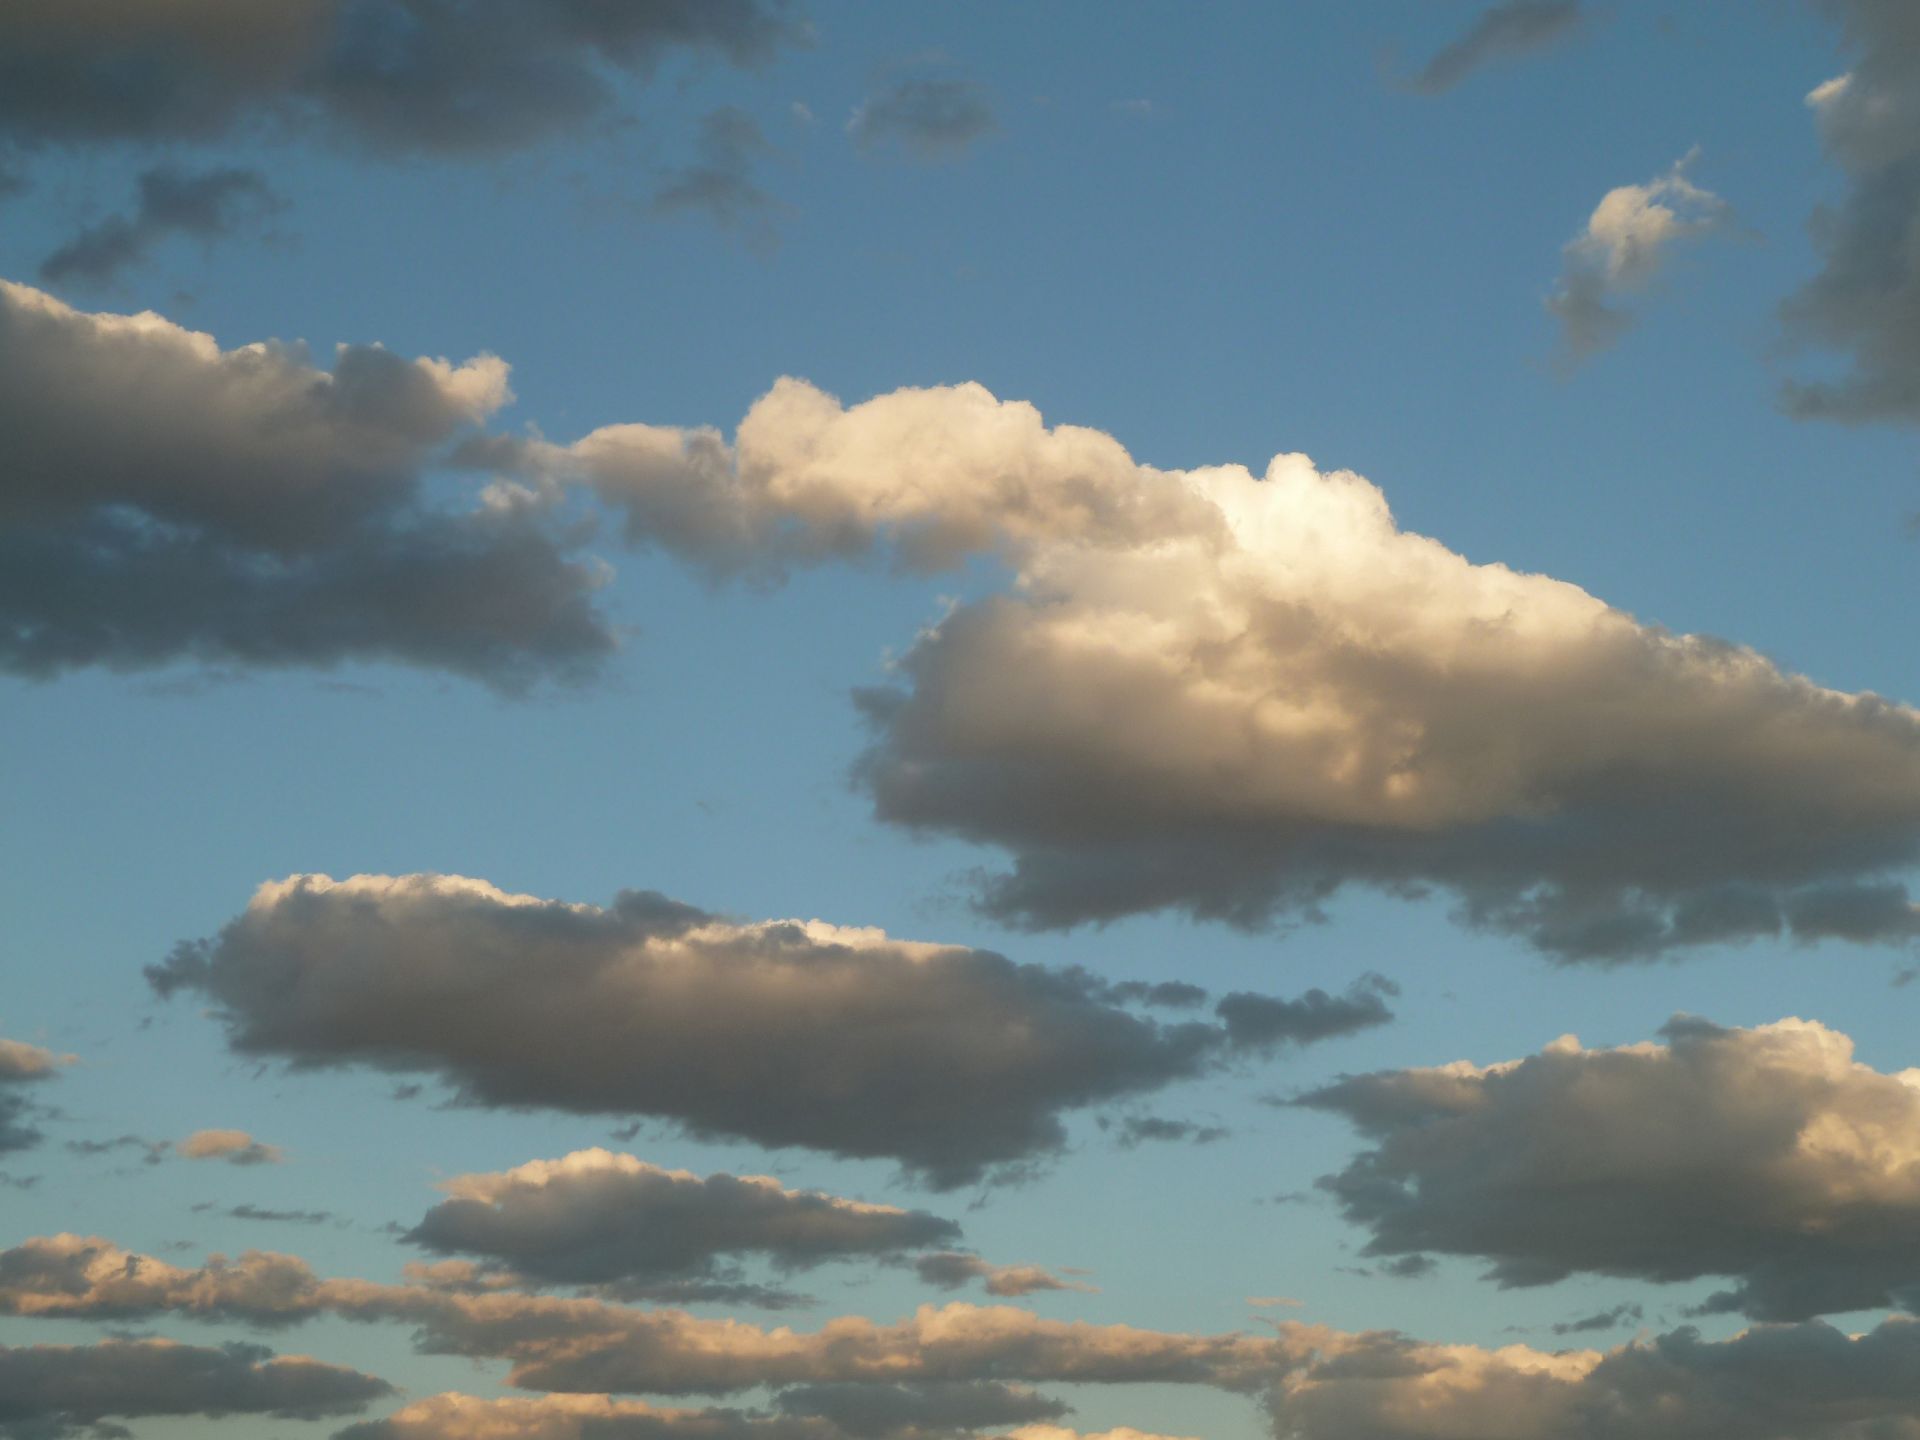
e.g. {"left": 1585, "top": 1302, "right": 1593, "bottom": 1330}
{"left": 5, "top": 4, "right": 1920, "bottom": 1440}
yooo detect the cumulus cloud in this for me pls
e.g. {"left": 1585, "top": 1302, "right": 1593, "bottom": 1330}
{"left": 1301, "top": 1017, "right": 1920, "bottom": 1320}
{"left": 909, "top": 1253, "right": 1092, "bottom": 1299}
{"left": 848, "top": 73, "right": 997, "bottom": 161}
{"left": 0, "top": 1337, "right": 389, "bottom": 1438}
{"left": 0, "top": 0, "right": 800, "bottom": 158}
{"left": 0, "top": 280, "right": 612, "bottom": 686}
{"left": 1783, "top": 1, "right": 1920, "bottom": 423}
{"left": 0, "top": 1036, "right": 70, "bottom": 1155}
{"left": 40, "top": 164, "right": 280, "bottom": 285}
{"left": 1404, "top": 2, "right": 1583, "bottom": 94}
{"left": 1547, "top": 151, "right": 1732, "bottom": 362}
{"left": 148, "top": 873, "right": 1390, "bottom": 1187}
{"left": 406, "top": 1149, "right": 961, "bottom": 1291}
{"left": 0, "top": 1234, "right": 1308, "bottom": 1397}
{"left": 491, "top": 376, "right": 1920, "bottom": 960}
{"left": 177, "top": 1128, "right": 282, "bottom": 1165}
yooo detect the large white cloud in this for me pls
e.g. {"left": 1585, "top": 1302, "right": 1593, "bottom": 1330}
{"left": 1302, "top": 1016, "right": 1920, "bottom": 1320}
{"left": 149, "top": 874, "right": 1390, "bottom": 1187}
{"left": 0, "top": 281, "right": 612, "bottom": 685}
{"left": 500, "top": 377, "right": 1920, "bottom": 959}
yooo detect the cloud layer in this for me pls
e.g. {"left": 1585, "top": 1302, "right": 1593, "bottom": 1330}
{"left": 1303, "top": 1016, "right": 1920, "bottom": 1320}
{"left": 0, "top": 281, "right": 611, "bottom": 686}
{"left": 150, "top": 873, "right": 1389, "bottom": 1187}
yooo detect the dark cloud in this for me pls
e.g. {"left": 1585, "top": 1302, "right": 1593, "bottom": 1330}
{"left": 0, "top": 0, "right": 802, "bottom": 157}
{"left": 1215, "top": 977, "right": 1398, "bottom": 1051}
{"left": 848, "top": 74, "right": 997, "bottom": 161}
{"left": 0, "top": 280, "right": 612, "bottom": 687}
{"left": 650, "top": 107, "right": 779, "bottom": 245}
{"left": 1404, "top": 1, "right": 1583, "bottom": 94}
{"left": 405, "top": 1149, "right": 960, "bottom": 1287}
{"left": 908, "top": 1252, "right": 1090, "bottom": 1298}
{"left": 1782, "top": 2, "right": 1920, "bottom": 423}
{"left": 1301, "top": 1017, "right": 1920, "bottom": 1321}
{"left": 1553, "top": 1303, "right": 1644, "bottom": 1336}
{"left": 773, "top": 1380, "right": 1069, "bottom": 1436}
{"left": 40, "top": 165, "right": 280, "bottom": 286}
{"left": 0, "top": 1337, "right": 389, "bottom": 1439}
{"left": 226, "top": 1204, "right": 334, "bottom": 1225}
{"left": 1101, "top": 1115, "right": 1230, "bottom": 1150}
{"left": 149, "top": 873, "right": 1388, "bottom": 1188}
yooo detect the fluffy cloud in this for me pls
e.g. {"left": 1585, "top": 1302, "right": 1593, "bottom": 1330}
{"left": 148, "top": 873, "right": 1390, "bottom": 1187}
{"left": 500, "top": 376, "right": 1920, "bottom": 959}
{"left": 0, "top": 1337, "right": 389, "bottom": 1438}
{"left": 0, "top": 281, "right": 611, "bottom": 686}
{"left": 848, "top": 73, "right": 997, "bottom": 161}
{"left": 0, "top": 0, "right": 799, "bottom": 158}
{"left": 1265, "top": 1315, "right": 1920, "bottom": 1440}
{"left": 1404, "top": 2, "right": 1584, "bottom": 94}
{"left": 0, "top": 1035, "right": 70, "bottom": 1154}
{"left": 1783, "top": 1, "right": 1920, "bottom": 422}
{"left": 406, "top": 1149, "right": 960, "bottom": 1290}
{"left": 1301, "top": 1017, "right": 1920, "bottom": 1320}
{"left": 1547, "top": 151, "right": 1732, "bottom": 361}
{"left": 40, "top": 164, "right": 279, "bottom": 285}
{"left": 177, "top": 1128, "right": 283, "bottom": 1165}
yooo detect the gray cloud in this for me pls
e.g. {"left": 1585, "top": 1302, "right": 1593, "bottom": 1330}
{"left": 1553, "top": 1303, "right": 1644, "bottom": 1336}
{"left": 908, "top": 1253, "right": 1090, "bottom": 1299}
{"left": 1546, "top": 151, "right": 1732, "bottom": 363}
{"left": 1100, "top": 1115, "right": 1230, "bottom": 1150}
{"left": 0, "top": 1037, "right": 68, "bottom": 1155}
{"left": 0, "top": 0, "right": 801, "bottom": 158}
{"left": 651, "top": 107, "right": 780, "bottom": 245}
{"left": 773, "top": 1380, "right": 1069, "bottom": 1436}
{"left": 0, "top": 279, "right": 612, "bottom": 687}
{"left": 848, "top": 74, "right": 997, "bottom": 161}
{"left": 1782, "top": 1, "right": 1920, "bottom": 423}
{"left": 406, "top": 1149, "right": 961, "bottom": 1289}
{"left": 150, "top": 874, "right": 1386, "bottom": 1188}
{"left": 0, "top": 1337, "right": 389, "bottom": 1439}
{"left": 1405, "top": 1, "right": 1583, "bottom": 94}
{"left": 1301, "top": 1016, "right": 1920, "bottom": 1320}
{"left": 40, "top": 164, "right": 279, "bottom": 286}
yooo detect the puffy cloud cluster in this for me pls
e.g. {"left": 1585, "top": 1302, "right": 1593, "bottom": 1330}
{"left": 1302, "top": 1017, "right": 1920, "bottom": 1319}
{"left": 506, "top": 376, "right": 1920, "bottom": 959}
{"left": 1547, "top": 151, "right": 1732, "bottom": 362}
{"left": 0, "top": 1035, "right": 70, "bottom": 1154}
{"left": 0, "top": 0, "right": 799, "bottom": 159}
{"left": 407, "top": 1149, "right": 960, "bottom": 1294}
{"left": 1404, "top": 1, "right": 1584, "bottom": 95}
{"left": 0, "top": 281, "right": 611, "bottom": 686}
{"left": 1784, "top": 1, "right": 1920, "bottom": 423}
{"left": 148, "top": 873, "right": 1391, "bottom": 1187}
{"left": 0, "top": 1337, "right": 389, "bottom": 1438}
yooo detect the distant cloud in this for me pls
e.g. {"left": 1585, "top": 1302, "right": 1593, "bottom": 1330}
{"left": 177, "top": 1129, "right": 282, "bottom": 1165}
{"left": 1547, "top": 150, "right": 1732, "bottom": 362}
{"left": 849, "top": 72, "right": 997, "bottom": 161}
{"left": 40, "top": 165, "right": 280, "bottom": 286}
{"left": 406, "top": 1149, "right": 960, "bottom": 1290}
{"left": 651, "top": 107, "right": 780, "bottom": 246}
{"left": 0, "top": 280, "right": 612, "bottom": 687}
{"left": 775, "top": 1381, "right": 1069, "bottom": 1437}
{"left": 149, "top": 873, "right": 1391, "bottom": 1188}
{"left": 0, "top": 1337, "right": 389, "bottom": 1438}
{"left": 1782, "top": 1, "right": 1920, "bottom": 423}
{"left": 0, "top": 0, "right": 802, "bottom": 158}
{"left": 1303, "top": 1017, "right": 1920, "bottom": 1320}
{"left": 1553, "top": 1303, "right": 1643, "bottom": 1335}
{"left": 1405, "top": 1, "right": 1583, "bottom": 94}
{"left": 1100, "top": 1115, "right": 1230, "bottom": 1150}
{"left": 0, "top": 1035, "right": 70, "bottom": 1155}
{"left": 910, "top": 1252, "right": 1093, "bottom": 1298}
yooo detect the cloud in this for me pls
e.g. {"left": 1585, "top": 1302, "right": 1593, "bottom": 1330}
{"left": 0, "top": 1337, "right": 389, "bottom": 1439}
{"left": 0, "top": 1036, "right": 70, "bottom": 1155}
{"left": 1404, "top": 2, "right": 1583, "bottom": 94}
{"left": 909, "top": 1253, "right": 1092, "bottom": 1299}
{"left": 406, "top": 1149, "right": 960, "bottom": 1290}
{"left": 502, "top": 377, "right": 1920, "bottom": 960}
{"left": 0, "top": 280, "right": 612, "bottom": 687}
{"left": 177, "top": 1129, "right": 283, "bottom": 1165}
{"left": 1547, "top": 151, "right": 1732, "bottom": 362}
{"left": 0, "top": 1234, "right": 1310, "bottom": 1397}
{"left": 1264, "top": 1314, "right": 1920, "bottom": 1440}
{"left": 40, "top": 164, "right": 280, "bottom": 286}
{"left": 148, "top": 873, "right": 1387, "bottom": 1188}
{"left": 0, "top": 0, "right": 802, "bottom": 158}
{"left": 1782, "top": 1, "right": 1920, "bottom": 423}
{"left": 848, "top": 74, "right": 997, "bottom": 161}
{"left": 775, "top": 1381, "right": 1069, "bottom": 1436}
{"left": 1553, "top": 1303, "right": 1643, "bottom": 1336}
{"left": 335, "top": 1392, "right": 835, "bottom": 1440}
{"left": 1301, "top": 1017, "right": 1920, "bottom": 1320}
{"left": 650, "top": 107, "right": 780, "bottom": 246}
{"left": 1100, "top": 1116, "right": 1230, "bottom": 1151}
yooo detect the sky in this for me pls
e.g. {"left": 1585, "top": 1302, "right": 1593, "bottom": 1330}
{"left": 4, "top": 2, "right": 1920, "bottom": 1438}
